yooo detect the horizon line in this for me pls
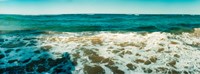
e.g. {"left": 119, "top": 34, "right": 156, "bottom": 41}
{"left": 0, "top": 13, "right": 200, "bottom": 16}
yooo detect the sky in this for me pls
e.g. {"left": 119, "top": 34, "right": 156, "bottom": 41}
{"left": 0, "top": 0, "right": 200, "bottom": 14}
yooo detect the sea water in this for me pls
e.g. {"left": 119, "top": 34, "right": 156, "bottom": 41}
{"left": 0, "top": 14, "right": 200, "bottom": 74}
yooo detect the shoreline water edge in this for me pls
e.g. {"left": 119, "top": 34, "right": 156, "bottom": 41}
{"left": 0, "top": 14, "right": 200, "bottom": 74}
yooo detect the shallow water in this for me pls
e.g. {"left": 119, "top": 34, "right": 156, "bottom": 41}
{"left": 0, "top": 14, "right": 200, "bottom": 74}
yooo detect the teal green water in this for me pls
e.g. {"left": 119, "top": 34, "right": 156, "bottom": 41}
{"left": 0, "top": 14, "right": 200, "bottom": 32}
{"left": 1, "top": 14, "right": 200, "bottom": 74}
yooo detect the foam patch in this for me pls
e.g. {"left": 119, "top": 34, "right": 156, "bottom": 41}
{"left": 0, "top": 28, "right": 200, "bottom": 74}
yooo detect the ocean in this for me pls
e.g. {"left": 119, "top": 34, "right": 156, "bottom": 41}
{"left": 0, "top": 14, "right": 200, "bottom": 74}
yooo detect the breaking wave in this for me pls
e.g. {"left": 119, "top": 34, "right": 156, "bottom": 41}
{"left": 0, "top": 28, "right": 200, "bottom": 74}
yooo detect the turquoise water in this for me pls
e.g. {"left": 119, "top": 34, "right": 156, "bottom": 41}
{"left": 1, "top": 14, "right": 200, "bottom": 32}
{"left": 1, "top": 14, "right": 200, "bottom": 74}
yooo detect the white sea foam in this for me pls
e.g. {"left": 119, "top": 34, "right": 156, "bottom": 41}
{"left": 0, "top": 28, "right": 200, "bottom": 74}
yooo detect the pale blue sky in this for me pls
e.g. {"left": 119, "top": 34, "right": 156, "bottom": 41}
{"left": 0, "top": 0, "right": 200, "bottom": 14}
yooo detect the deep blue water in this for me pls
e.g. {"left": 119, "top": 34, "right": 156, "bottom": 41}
{"left": 0, "top": 14, "right": 200, "bottom": 32}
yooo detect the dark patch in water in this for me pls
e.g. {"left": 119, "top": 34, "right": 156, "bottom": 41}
{"left": 134, "top": 26, "right": 159, "bottom": 32}
{"left": 84, "top": 65, "right": 105, "bottom": 74}
{"left": 0, "top": 30, "right": 75, "bottom": 74}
